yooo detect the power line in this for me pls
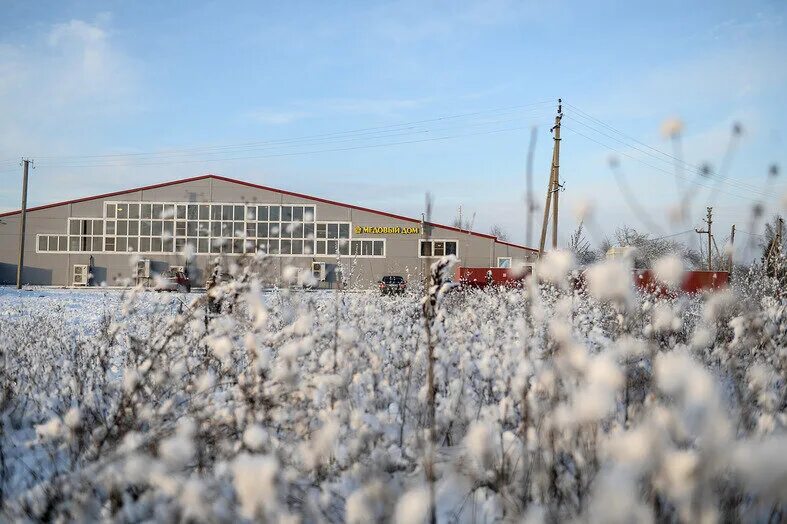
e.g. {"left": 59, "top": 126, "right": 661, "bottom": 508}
{"left": 35, "top": 109, "right": 552, "bottom": 168}
{"left": 561, "top": 125, "right": 776, "bottom": 202}
{"left": 31, "top": 100, "right": 554, "bottom": 163}
{"left": 34, "top": 124, "right": 541, "bottom": 169}
{"left": 564, "top": 101, "right": 775, "bottom": 192}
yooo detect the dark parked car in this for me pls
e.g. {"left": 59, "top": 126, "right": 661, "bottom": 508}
{"left": 379, "top": 275, "right": 407, "bottom": 295}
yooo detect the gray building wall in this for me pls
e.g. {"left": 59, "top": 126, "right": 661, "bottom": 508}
{"left": 0, "top": 176, "right": 537, "bottom": 288}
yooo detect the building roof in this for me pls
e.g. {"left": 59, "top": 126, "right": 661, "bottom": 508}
{"left": 0, "top": 173, "right": 537, "bottom": 251}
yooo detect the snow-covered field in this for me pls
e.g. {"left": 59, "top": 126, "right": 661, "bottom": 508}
{"left": 0, "top": 254, "right": 785, "bottom": 522}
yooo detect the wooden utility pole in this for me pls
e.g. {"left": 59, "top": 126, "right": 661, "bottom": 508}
{"left": 16, "top": 159, "right": 31, "bottom": 289}
{"left": 538, "top": 99, "right": 563, "bottom": 256}
{"left": 694, "top": 207, "right": 713, "bottom": 271}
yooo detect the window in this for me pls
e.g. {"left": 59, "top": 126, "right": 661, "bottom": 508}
{"left": 37, "top": 200, "right": 325, "bottom": 256}
{"left": 419, "top": 239, "right": 458, "bottom": 258}
{"left": 497, "top": 257, "right": 512, "bottom": 268}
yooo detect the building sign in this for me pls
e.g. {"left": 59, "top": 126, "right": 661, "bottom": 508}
{"left": 354, "top": 225, "right": 420, "bottom": 235}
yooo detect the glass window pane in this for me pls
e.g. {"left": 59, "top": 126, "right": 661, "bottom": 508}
{"left": 187, "top": 222, "right": 197, "bottom": 236}
{"left": 152, "top": 204, "right": 163, "bottom": 219}
{"left": 105, "top": 237, "right": 115, "bottom": 252}
{"left": 117, "top": 221, "right": 128, "bottom": 235}
{"left": 257, "top": 223, "right": 268, "bottom": 238}
{"left": 420, "top": 240, "right": 432, "bottom": 257}
{"left": 175, "top": 238, "right": 185, "bottom": 252}
{"left": 222, "top": 205, "right": 233, "bottom": 220}
{"left": 373, "top": 241, "right": 383, "bottom": 256}
{"left": 129, "top": 204, "right": 140, "bottom": 219}
{"left": 292, "top": 239, "right": 303, "bottom": 255}
{"left": 127, "top": 237, "right": 139, "bottom": 251}
{"left": 269, "top": 206, "right": 280, "bottom": 221}
{"left": 304, "top": 223, "right": 314, "bottom": 239}
{"left": 233, "top": 222, "right": 243, "bottom": 237}
{"left": 268, "top": 239, "right": 280, "bottom": 254}
{"left": 93, "top": 237, "right": 103, "bottom": 251}
{"left": 152, "top": 221, "right": 162, "bottom": 236}
{"left": 304, "top": 206, "right": 315, "bottom": 221}
{"left": 293, "top": 206, "right": 303, "bottom": 221}
{"left": 351, "top": 240, "right": 361, "bottom": 255}
{"left": 327, "top": 223, "right": 338, "bottom": 239}
{"left": 339, "top": 240, "right": 349, "bottom": 256}
{"left": 38, "top": 236, "right": 47, "bottom": 251}
{"left": 303, "top": 240, "right": 314, "bottom": 255}
{"left": 280, "top": 239, "right": 292, "bottom": 254}
{"left": 140, "top": 237, "right": 151, "bottom": 252}
{"left": 282, "top": 206, "right": 292, "bottom": 221}
{"left": 199, "top": 221, "right": 210, "bottom": 237}
{"left": 258, "top": 205, "right": 268, "bottom": 221}
{"left": 317, "top": 240, "right": 326, "bottom": 255}
{"left": 211, "top": 222, "right": 221, "bottom": 237}
{"left": 446, "top": 241, "right": 457, "bottom": 256}
{"left": 163, "top": 238, "right": 173, "bottom": 252}
{"left": 246, "top": 223, "right": 256, "bottom": 238}
{"left": 163, "top": 221, "right": 174, "bottom": 235}
{"left": 151, "top": 237, "right": 162, "bottom": 252}
{"left": 316, "top": 223, "right": 326, "bottom": 238}
{"left": 93, "top": 220, "right": 103, "bottom": 235}
{"left": 106, "top": 220, "right": 115, "bottom": 235}
{"left": 198, "top": 238, "right": 209, "bottom": 253}
{"left": 362, "top": 241, "right": 372, "bottom": 256}
{"left": 116, "top": 203, "right": 128, "bottom": 218}
{"left": 211, "top": 204, "right": 222, "bottom": 220}
{"left": 117, "top": 237, "right": 127, "bottom": 252}
{"left": 187, "top": 204, "right": 198, "bottom": 220}
{"left": 106, "top": 203, "right": 116, "bottom": 218}
{"left": 233, "top": 205, "right": 244, "bottom": 220}
{"left": 433, "top": 241, "right": 445, "bottom": 256}
{"left": 327, "top": 240, "right": 338, "bottom": 255}
{"left": 129, "top": 221, "right": 140, "bottom": 236}
{"left": 177, "top": 205, "right": 186, "bottom": 219}
{"left": 246, "top": 206, "right": 256, "bottom": 221}
{"left": 141, "top": 220, "right": 151, "bottom": 235}
{"left": 162, "top": 204, "right": 174, "bottom": 219}
{"left": 339, "top": 224, "right": 349, "bottom": 239}
{"left": 69, "top": 220, "right": 80, "bottom": 235}
{"left": 269, "top": 223, "right": 280, "bottom": 238}
{"left": 199, "top": 205, "right": 209, "bottom": 220}
{"left": 142, "top": 204, "right": 152, "bottom": 219}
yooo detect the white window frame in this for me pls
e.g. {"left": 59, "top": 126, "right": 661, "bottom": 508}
{"left": 497, "top": 257, "right": 512, "bottom": 268}
{"left": 418, "top": 239, "right": 459, "bottom": 258}
{"left": 314, "top": 238, "right": 386, "bottom": 258}
{"left": 36, "top": 200, "right": 323, "bottom": 256}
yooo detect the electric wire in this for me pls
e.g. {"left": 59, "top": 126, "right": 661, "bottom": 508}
{"left": 34, "top": 109, "right": 552, "bottom": 168}
{"left": 561, "top": 125, "right": 775, "bottom": 203}
{"left": 31, "top": 100, "right": 554, "bottom": 163}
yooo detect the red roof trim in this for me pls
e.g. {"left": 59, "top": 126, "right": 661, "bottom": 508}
{"left": 496, "top": 239, "right": 538, "bottom": 252}
{"left": 0, "top": 173, "right": 536, "bottom": 250}
{"left": 0, "top": 174, "right": 215, "bottom": 218}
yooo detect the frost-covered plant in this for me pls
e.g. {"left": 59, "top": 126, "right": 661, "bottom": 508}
{"left": 0, "top": 252, "right": 785, "bottom": 522}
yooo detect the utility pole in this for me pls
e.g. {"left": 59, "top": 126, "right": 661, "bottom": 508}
{"left": 16, "top": 159, "right": 31, "bottom": 289}
{"left": 728, "top": 224, "right": 735, "bottom": 271}
{"left": 538, "top": 99, "right": 563, "bottom": 256}
{"left": 694, "top": 207, "right": 713, "bottom": 271}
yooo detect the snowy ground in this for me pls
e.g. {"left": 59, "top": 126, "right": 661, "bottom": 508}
{"left": 0, "top": 256, "right": 785, "bottom": 522}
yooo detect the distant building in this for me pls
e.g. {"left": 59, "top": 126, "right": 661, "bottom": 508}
{"left": 0, "top": 174, "right": 537, "bottom": 288}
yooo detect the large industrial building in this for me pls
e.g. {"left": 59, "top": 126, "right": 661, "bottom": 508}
{"left": 0, "top": 174, "right": 537, "bottom": 289}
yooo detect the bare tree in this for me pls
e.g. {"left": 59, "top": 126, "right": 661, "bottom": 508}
{"left": 490, "top": 224, "right": 509, "bottom": 241}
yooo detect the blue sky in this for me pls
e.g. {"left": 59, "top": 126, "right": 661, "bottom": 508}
{"left": 1, "top": 0, "right": 785, "bottom": 253}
